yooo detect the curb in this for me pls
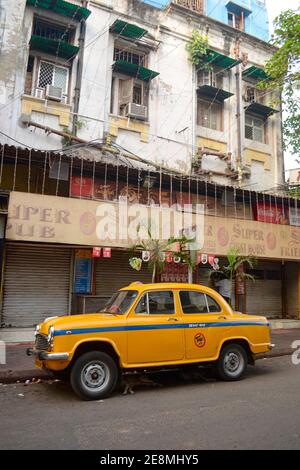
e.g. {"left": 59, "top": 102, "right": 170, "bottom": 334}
{"left": 256, "top": 349, "right": 293, "bottom": 360}
{"left": 0, "top": 369, "right": 52, "bottom": 384}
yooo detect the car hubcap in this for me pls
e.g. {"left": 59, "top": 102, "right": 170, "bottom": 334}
{"left": 224, "top": 351, "right": 243, "bottom": 375}
{"left": 82, "top": 362, "right": 110, "bottom": 391}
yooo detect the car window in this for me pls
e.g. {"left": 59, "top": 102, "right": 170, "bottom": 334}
{"left": 206, "top": 295, "right": 221, "bottom": 313}
{"left": 135, "top": 291, "right": 175, "bottom": 315}
{"left": 179, "top": 291, "right": 208, "bottom": 314}
{"left": 99, "top": 290, "right": 138, "bottom": 314}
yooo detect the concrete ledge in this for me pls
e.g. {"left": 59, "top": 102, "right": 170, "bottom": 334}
{"left": 270, "top": 320, "right": 300, "bottom": 330}
{"left": 0, "top": 328, "right": 35, "bottom": 343}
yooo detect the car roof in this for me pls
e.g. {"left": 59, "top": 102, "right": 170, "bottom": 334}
{"left": 121, "top": 282, "right": 216, "bottom": 293}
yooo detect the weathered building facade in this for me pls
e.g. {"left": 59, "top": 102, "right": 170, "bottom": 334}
{"left": 0, "top": 0, "right": 283, "bottom": 190}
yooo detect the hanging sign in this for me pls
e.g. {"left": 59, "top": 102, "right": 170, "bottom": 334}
{"left": 103, "top": 247, "right": 111, "bottom": 258}
{"left": 208, "top": 254, "right": 216, "bottom": 266}
{"left": 199, "top": 253, "right": 208, "bottom": 265}
{"left": 142, "top": 251, "right": 150, "bottom": 262}
{"left": 92, "top": 247, "right": 101, "bottom": 258}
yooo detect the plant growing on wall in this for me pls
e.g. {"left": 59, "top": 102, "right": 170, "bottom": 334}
{"left": 186, "top": 30, "right": 211, "bottom": 71}
{"left": 129, "top": 225, "right": 196, "bottom": 283}
{"left": 209, "top": 248, "right": 257, "bottom": 304}
{"left": 62, "top": 119, "right": 85, "bottom": 147}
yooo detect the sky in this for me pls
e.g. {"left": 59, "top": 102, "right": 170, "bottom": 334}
{"left": 266, "top": 0, "right": 300, "bottom": 173}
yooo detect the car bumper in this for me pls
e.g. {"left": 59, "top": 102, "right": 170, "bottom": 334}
{"left": 26, "top": 348, "right": 69, "bottom": 361}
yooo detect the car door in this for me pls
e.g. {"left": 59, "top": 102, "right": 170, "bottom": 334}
{"left": 126, "top": 290, "right": 184, "bottom": 365}
{"left": 179, "top": 290, "right": 232, "bottom": 360}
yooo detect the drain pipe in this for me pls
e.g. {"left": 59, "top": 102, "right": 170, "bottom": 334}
{"left": 72, "top": 1, "right": 88, "bottom": 135}
{"left": 235, "top": 63, "right": 243, "bottom": 187}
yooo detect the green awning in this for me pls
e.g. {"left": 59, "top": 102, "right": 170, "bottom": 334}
{"left": 197, "top": 85, "right": 234, "bottom": 102}
{"left": 245, "top": 103, "right": 279, "bottom": 117}
{"left": 242, "top": 66, "right": 272, "bottom": 82}
{"left": 113, "top": 60, "right": 159, "bottom": 81}
{"left": 30, "top": 35, "right": 80, "bottom": 60}
{"left": 200, "top": 49, "right": 241, "bottom": 70}
{"left": 110, "top": 20, "right": 147, "bottom": 40}
{"left": 26, "top": 0, "right": 91, "bottom": 21}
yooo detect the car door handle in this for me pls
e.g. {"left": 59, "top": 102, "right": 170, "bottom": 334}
{"left": 218, "top": 316, "right": 227, "bottom": 320}
{"left": 168, "top": 318, "right": 179, "bottom": 321}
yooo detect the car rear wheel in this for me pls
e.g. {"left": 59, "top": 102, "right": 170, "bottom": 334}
{"left": 216, "top": 344, "right": 247, "bottom": 381}
{"left": 70, "top": 351, "right": 119, "bottom": 400}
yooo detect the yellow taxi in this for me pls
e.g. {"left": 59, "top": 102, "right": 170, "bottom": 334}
{"left": 27, "top": 282, "right": 273, "bottom": 400}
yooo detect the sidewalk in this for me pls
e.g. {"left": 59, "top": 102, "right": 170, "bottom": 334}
{"left": 0, "top": 329, "right": 299, "bottom": 383}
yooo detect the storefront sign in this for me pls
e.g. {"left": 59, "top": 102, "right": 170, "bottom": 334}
{"left": 6, "top": 192, "right": 204, "bottom": 250}
{"left": 74, "top": 257, "right": 93, "bottom": 294}
{"left": 6, "top": 191, "right": 300, "bottom": 261}
{"left": 253, "top": 203, "right": 289, "bottom": 225}
{"left": 290, "top": 207, "right": 300, "bottom": 227}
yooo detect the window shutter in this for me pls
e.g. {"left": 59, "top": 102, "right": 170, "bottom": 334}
{"left": 53, "top": 66, "right": 68, "bottom": 94}
{"left": 119, "top": 78, "right": 133, "bottom": 105}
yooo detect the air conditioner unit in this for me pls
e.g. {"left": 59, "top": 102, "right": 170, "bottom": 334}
{"left": 125, "top": 102, "right": 147, "bottom": 120}
{"left": 45, "top": 84, "right": 63, "bottom": 102}
{"left": 35, "top": 88, "right": 44, "bottom": 99}
{"left": 60, "top": 95, "right": 68, "bottom": 105}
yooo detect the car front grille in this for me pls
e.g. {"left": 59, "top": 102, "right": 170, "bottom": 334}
{"left": 35, "top": 333, "right": 49, "bottom": 351}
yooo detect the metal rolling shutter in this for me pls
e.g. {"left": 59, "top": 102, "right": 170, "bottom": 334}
{"left": 2, "top": 244, "right": 72, "bottom": 327}
{"left": 245, "top": 262, "right": 282, "bottom": 318}
{"left": 245, "top": 280, "right": 282, "bottom": 318}
{"left": 95, "top": 250, "right": 152, "bottom": 297}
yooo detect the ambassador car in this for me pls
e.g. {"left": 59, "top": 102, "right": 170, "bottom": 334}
{"left": 27, "top": 282, "right": 273, "bottom": 400}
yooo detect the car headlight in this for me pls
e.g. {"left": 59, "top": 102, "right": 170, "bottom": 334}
{"left": 47, "top": 326, "right": 55, "bottom": 348}
{"left": 35, "top": 324, "right": 40, "bottom": 337}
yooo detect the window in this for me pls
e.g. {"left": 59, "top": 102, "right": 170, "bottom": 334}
{"left": 206, "top": 295, "right": 222, "bottom": 313}
{"left": 24, "top": 56, "right": 34, "bottom": 95}
{"left": 135, "top": 291, "right": 175, "bottom": 315}
{"left": 33, "top": 18, "right": 73, "bottom": 43}
{"left": 111, "top": 46, "right": 149, "bottom": 118}
{"left": 37, "top": 60, "right": 69, "bottom": 96}
{"left": 245, "top": 114, "right": 265, "bottom": 143}
{"left": 180, "top": 291, "right": 208, "bottom": 314}
{"left": 100, "top": 290, "right": 138, "bottom": 314}
{"left": 179, "top": 291, "right": 221, "bottom": 314}
{"left": 114, "top": 47, "right": 147, "bottom": 67}
{"left": 228, "top": 11, "right": 244, "bottom": 31}
{"left": 197, "top": 69, "right": 223, "bottom": 89}
{"left": 197, "top": 99, "right": 223, "bottom": 131}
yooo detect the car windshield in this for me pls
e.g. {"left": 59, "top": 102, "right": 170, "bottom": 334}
{"left": 98, "top": 290, "right": 138, "bottom": 315}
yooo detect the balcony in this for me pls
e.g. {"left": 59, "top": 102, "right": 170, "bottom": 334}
{"left": 26, "top": 0, "right": 91, "bottom": 22}
{"left": 172, "top": 0, "right": 204, "bottom": 14}
{"left": 29, "top": 19, "right": 79, "bottom": 60}
{"left": 244, "top": 87, "right": 279, "bottom": 117}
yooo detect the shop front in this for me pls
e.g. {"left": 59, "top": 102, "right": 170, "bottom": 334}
{"left": 1, "top": 191, "right": 300, "bottom": 327}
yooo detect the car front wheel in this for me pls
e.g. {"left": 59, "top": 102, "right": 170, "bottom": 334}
{"left": 216, "top": 344, "right": 247, "bottom": 381}
{"left": 70, "top": 351, "right": 119, "bottom": 400}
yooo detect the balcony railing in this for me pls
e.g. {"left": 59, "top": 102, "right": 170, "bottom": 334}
{"left": 172, "top": 0, "right": 204, "bottom": 14}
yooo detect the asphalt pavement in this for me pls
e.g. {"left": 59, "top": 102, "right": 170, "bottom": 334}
{"left": 0, "top": 355, "right": 299, "bottom": 450}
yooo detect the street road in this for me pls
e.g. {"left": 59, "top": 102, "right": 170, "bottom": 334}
{"left": 0, "top": 356, "right": 299, "bottom": 450}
